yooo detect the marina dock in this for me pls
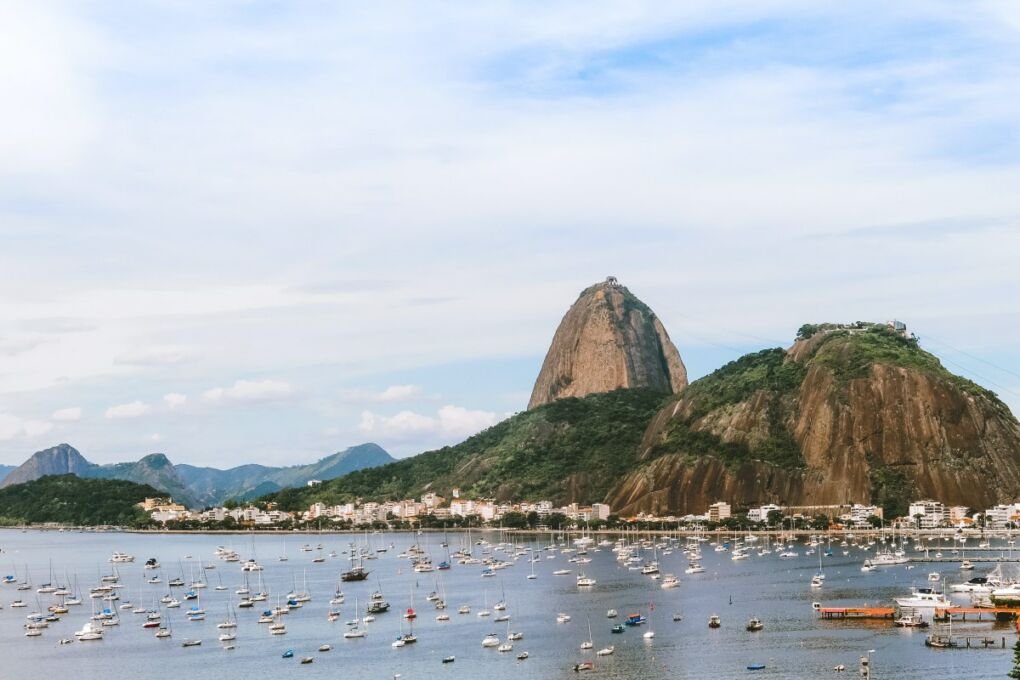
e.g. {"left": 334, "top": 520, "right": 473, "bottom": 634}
{"left": 934, "top": 607, "right": 1020, "bottom": 622}
{"left": 817, "top": 607, "right": 896, "bottom": 620}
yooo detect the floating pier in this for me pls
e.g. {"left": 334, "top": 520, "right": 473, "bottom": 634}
{"left": 934, "top": 607, "right": 1020, "bottom": 622}
{"left": 817, "top": 607, "right": 896, "bottom": 620}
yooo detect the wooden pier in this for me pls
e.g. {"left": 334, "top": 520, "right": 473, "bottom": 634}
{"left": 910, "top": 556, "right": 1020, "bottom": 563}
{"left": 934, "top": 607, "right": 1020, "bottom": 622}
{"left": 926, "top": 635, "right": 1010, "bottom": 649}
{"left": 817, "top": 607, "right": 896, "bottom": 620}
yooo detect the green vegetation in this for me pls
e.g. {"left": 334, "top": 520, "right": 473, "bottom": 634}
{"left": 869, "top": 465, "right": 914, "bottom": 519}
{"left": 682, "top": 349, "right": 806, "bottom": 419}
{"left": 808, "top": 325, "right": 1004, "bottom": 408}
{"left": 268, "top": 389, "right": 669, "bottom": 510}
{"left": 647, "top": 348, "right": 806, "bottom": 469}
{"left": 0, "top": 475, "right": 158, "bottom": 527}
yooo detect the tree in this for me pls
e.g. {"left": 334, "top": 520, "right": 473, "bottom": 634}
{"left": 811, "top": 514, "right": 830, "bottom": 530}
{"left": 866, "top": 515, "right": 883, "bottom": 529}
{"left": 501, "top": 512, "right": 528, "bottom": 529}
{"left": 526, "top": 511, "right": 539, "bottom": 529}
{"left": 547, "top": 513, "right": 569, "bottom": 530}
{"left": 766, "top": 510, "right": 784, "bottom": 526}
{"left": 1010, "top": 638, "right": 1020, "bottom": 679}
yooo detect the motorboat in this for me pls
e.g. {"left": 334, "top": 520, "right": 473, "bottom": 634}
{"left": 708, "top": 614, "right": 721, "bottom": 628}
{"left": 895, "top": 587, "right": 956, "bottom": 609}
{"left": 746, "top": 617, "right": 764, "bottom": 632}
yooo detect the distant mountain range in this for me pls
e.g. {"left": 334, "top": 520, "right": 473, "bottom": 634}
{"left": 0, "top": 442, "right": 394, "bottom": 508}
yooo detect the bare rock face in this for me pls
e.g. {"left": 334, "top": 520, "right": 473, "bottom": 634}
{"left": 0, "top": 443, "right": 92, "bottom": 488}
{"left": 528, "top": 278, "right": 687, "bottom": 409}
{"left": 607, "top": 327, "right": 1020, "bottom": 516}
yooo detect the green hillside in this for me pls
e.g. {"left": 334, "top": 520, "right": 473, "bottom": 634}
{"left": 269, "top": 389, "right": 669, "bottom": 510}
{"left": 0, "top": 475, "right": 159, "bottom": 526}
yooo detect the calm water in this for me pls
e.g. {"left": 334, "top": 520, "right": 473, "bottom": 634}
{"left": 0, "top": 529, "right": 1014, "bottom": 679}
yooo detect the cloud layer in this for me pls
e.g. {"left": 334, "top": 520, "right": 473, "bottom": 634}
{"left": 0, "top": 1, "right": 1018, "bottom": 464}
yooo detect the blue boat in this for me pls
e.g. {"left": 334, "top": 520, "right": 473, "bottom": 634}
{"left": 624, "top": 613, "right": 646, "bottom": 626}
{"left": 747, "top": 664, "right": 765, "bottom": 670}
{"left": 282, "top": 649, "right": 294, "bottom": 659}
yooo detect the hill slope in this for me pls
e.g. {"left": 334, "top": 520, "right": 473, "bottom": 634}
{"left": 607, "top": 323, "right": 1020, "bottom": 517}
{"left": 176, "top": 443, "right": 395, "bottom": 504}
{"left": 0, "top": 475, "right": 158, "bottom": 526}
{"left": 529, "top": 278, "right": 687, "bottom": 409}
{"left": 269, "top": 389, "right": 669, "bottom": 511}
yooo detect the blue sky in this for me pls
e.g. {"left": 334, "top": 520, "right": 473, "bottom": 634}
{"left": 1, "top": 1, "right": 1019, "bottom": 466}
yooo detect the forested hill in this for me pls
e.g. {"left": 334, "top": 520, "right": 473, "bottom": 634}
{"left": 0, "top": 475, "right": 158, "bottom": 526}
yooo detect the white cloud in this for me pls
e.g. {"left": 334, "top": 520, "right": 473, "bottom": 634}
{"left": 0, "top": 413, "right": 54, "bottom": 440}
{"left": 150, "top": 433, "right": 162, "bottom": 442}
{"left": 115, "top": 345, "right": 196, "bottom": 366}
{"left": 436, "top": 405, "right": 500, "bottom": 438}
{"left": 340, "top": 384, "right": 424, "bottom": 403}
{"left": 163, "top": 392, "right": 188, "bottom": 409}
{"left": 0, "top": 414, "right": 24, "bottom": 442}
{"left": 105, "top": 400, "right": 151, "bottom": 419}
{"left": 376, "top": 384, "right": 422, "bottom": 401}
{"left": 359, "top": 404, "right": 499, "bottom": 443}
{"left": 51, "top": 406, "right": 82, "bottom": 421}
{"left": 23, "top": 420, "right": 53, "bottom": 437}
{"left": 203, "top": 379, "right": 295, "bottom": 403}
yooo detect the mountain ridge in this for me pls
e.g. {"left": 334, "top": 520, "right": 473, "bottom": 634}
{"left": 0, "top": 442, "right": 394, "bottom": 508}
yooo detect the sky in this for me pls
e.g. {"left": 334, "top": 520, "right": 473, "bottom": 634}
{"left": 1, "top": 1, "right": 1019, "bottom": 467}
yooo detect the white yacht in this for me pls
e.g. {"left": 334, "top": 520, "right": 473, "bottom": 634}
{"left": 894, "top": 587, "right": 956, "bottom": 609}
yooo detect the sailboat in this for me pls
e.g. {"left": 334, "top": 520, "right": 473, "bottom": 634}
{"left": 344, "top": 597, "right": 366, "bottom": 638}
{"left": 527, "top": 549, "right": 538, "bottom": 580}
{"left": 643, "top": 602, "right": 656, "bottom": 639}
{"left": 217, "top": 601, "right": 238, "bottom": 629}
{"left": 581, "top": 617, "right": 594, "bottom": 650}
{"left": 811, "top": 547, "right": 825, "bottom": 588}
{"left": 341, "top": 543, "right": 369, "bottom": 582}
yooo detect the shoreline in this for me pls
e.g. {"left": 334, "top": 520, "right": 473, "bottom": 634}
{"left": 0, "top": 526, "right": 999, "bottom": 538}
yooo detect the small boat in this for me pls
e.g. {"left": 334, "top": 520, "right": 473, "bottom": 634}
{"left": 573, "top": 661, "right": 595, "bottom": 672}
{"left": 611, "top": 624, "right": 624, "bottom": 634}
{"left": 895, "top": 612, "right": 929, "bottom": 628}
{"left": 672, "top": 613, "right": 683, "bottom": 622}
{"left": 557, "top": 613, "right": 572, "bottom": 624}
{"left": 606, "top": 609, "right": 618, "bottom": 619}
{"left": 708, "top": 614, "right": 721, "bottom": 628}
{"left": 181, "top": 639, "right": 202, "bottom": 647}
{"left": 516, "top": 651, "right": 529, "bottom": 660}
{"left": 319, "top": 644, "right": 332, "bottom": 652}
{"left": 746, "top": 617, "right": 764, "bottom": 632}
{"left": 442, "top": 656, "right": 456, "bottom": 663}
{"left": 960, "top": 560, "right": 975, "bottom": 571}
{"left": 282, "top": 649, "right": 294, "bottom": 658}
{"left": 747, "top": 663, "right": 766, "bottom": 671}
{"left": 482, "top": 633, "right": 500, "bottom": 647}
{"left": 300, "top": 657, "right": 313, "bottom": 664}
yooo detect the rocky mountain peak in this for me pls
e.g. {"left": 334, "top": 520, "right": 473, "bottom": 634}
{"left": 528, "top": 277, "right": 687, "bottom": 409}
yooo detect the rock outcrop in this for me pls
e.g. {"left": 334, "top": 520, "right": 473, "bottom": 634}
{"left": 528, "top": 277, "right": 687, "bottom": 409}
{"left": 0, "top": 444, "right": 92, "bottom": 488}
{"left": 607, "top": 325, "right": 1020, "bottom": 516}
